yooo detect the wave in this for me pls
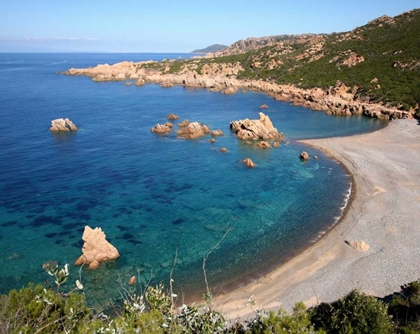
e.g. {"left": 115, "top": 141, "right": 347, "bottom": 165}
{"left": 44, "top": 60, "right": 67, "bottom": 66}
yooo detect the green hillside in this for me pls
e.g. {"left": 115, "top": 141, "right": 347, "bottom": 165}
{"left": 156, "top": 9, "right": 420, "bottom": 112}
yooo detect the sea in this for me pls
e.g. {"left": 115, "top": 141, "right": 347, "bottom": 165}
{"left": 0, "top": 53, "right": 387, "bottom": 310}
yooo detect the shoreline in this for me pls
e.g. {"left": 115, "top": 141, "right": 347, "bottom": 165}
{"left": 62, "top": 61, "right": 416, "bottom": 121}
{"left": 210, "top": 119, "right": 420, "bottom": 320}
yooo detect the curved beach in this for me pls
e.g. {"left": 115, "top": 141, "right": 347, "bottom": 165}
{"left": 214, "top": 119, "right": 420, "bottom": 319}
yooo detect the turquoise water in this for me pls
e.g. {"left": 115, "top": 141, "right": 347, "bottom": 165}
{"left": 0, "top": 53, "right": 386, "bottom": 309}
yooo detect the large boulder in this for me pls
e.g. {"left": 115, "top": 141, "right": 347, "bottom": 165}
{"left": 221, "top": 86, "right": 238, "bottom": 95}
{"left": 177, "top": 121, "right": 210, "bottom": 139}
{"left": 211, "top": 129, "right": 224, "bottom": 136}
{"left": 345, "top": 240, "right": 370, "bottom": 252}
{"left": 230, "top": 112, "right": 283, "bottom": 141}
{"left": 243, "top": 158, "right": 255, "bottom": 168}
{"left": 300, "top": 151, "right": 310, "bottom": 160}
{"left": 151, "top": 123, "right": 172, "bottom": 134}
{"left": 50, "top": 118, "right": 78, "bottom": 132}
{"left": 166, "top": 113, "right": 180, "bottom": 120}
{"left": 74, "top": 226, "right": 120, "bottom": 269}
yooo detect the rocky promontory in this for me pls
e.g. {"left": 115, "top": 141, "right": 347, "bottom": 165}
{"left": 61, "top": 9, "right": 420, "bottom": 120}
{"left": 62, "top": 61, "right": 413, "bottom": 121}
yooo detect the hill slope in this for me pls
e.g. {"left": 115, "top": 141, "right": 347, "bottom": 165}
{"left": 190, "top": 44, "right": 228, "bottom": 54}
{"left": 187, "top": 9, "right": 420, "bottom": 111}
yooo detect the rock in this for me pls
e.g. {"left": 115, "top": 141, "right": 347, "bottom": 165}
{"left": 166, "top": 113, "right": 179, "bottom": 120}
{"left": 243, "top": 158, "right": 255, "bottom": 168}
{"left": 135, "top": 78, "right": 145, "bottom": 86}
{"left": 177, "top": 121, "right": 210, "bottom": 139}
{"left": 221, "top": 86, "right": 238, "bottom": 95}
{"left": 219, "top": 147, "right": 228, "bottom": 153}
{"left": 260, "top": 104, "right": 269, "bottom": 109}
{"left": 129, "top": 276, "right": 136, "bottom": 285}
{"left": 230, "top": 112, "right": 283, "bottom": 141}
{"left": 161, "top": 81, "right": 174, "bottom": 87}
{"left": 177, "top": 120, "right": 190, "bottom": 127}
{"left": 257, "top": 141, "right": 272, "bottom": 149}
{"left": 314, "top": 156, "right": 318, "bottom": 160}
{"left": 208, "top": 138, "right": 216, "bottom": 143}
{"left": 345, "top": 240, "right": 370, "bottom": 252}
{"left": 50, "top": 118, "right": 78, "bottom": 132}
{"left": 42, "top": 260, "right": 58, "bottom": 270}
{"left": 273, "top": 141, "right": 280, "bottom": 148}
{"left": 151, "top": 123, "right": 171, "bottom": 134}
{"left": 74, "top": 226, "right": 120, "bottom": 269}
{"left": 300, "top": 151, "right": 310, "bottom": 160}
{"left": 165, "top": 122, "right": 174, "bottom": 128}
{"left": 115, "top": 73, "right": 126, "bottom": 81}
{"left": 211, "top": 129, "right": 224, "bottom": 136}
{"left": 89, "top": 260, "right": 100, "bottom": 269}
{"left": 123, "top": 82, "right": 132, "bottom": 86}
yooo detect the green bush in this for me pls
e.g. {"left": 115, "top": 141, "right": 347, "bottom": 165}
{"left": 310, "top": 290, "right": 394, "bottom": 334}
{"left": 0, "top": 283, "right": 92, "bottom": 334}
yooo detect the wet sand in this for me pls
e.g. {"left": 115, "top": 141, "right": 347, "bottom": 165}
{"left": 214, "top": 119, "right": 420, "bottom": 320}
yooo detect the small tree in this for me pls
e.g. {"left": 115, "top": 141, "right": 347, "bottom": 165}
{"left": 310, "top": 289, "right": 393, "bottom": 334}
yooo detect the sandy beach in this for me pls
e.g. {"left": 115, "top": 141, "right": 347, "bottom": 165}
{"left": 214, "top": 119, "right": 420, "bottom": 320}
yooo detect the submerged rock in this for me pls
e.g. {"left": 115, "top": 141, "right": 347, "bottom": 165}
{"left": 230, "top": 112, "right": 283, "bottom": 141}
{"left": 257, "top": 141, "right": 272, "bottom": 149}
{"left": 50, "top": 118, "right": 78, "bottom": 132}
{"left": 74, "top": 226, "right": 120, "bottom": 269}
{"left": 243, "top": 158, "right": 255, "bottom": 168}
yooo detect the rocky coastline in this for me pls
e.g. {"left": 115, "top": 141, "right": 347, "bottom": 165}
{"left": 62, "top": 60, "right": 415, "bottom": 121}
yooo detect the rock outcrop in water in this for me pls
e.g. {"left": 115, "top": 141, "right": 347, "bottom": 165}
{"left": 177, "top": 121, "right": 210, "bottom": 139}
{"left": 151, "top": 123, "right": 172, "bottom": 134}
{"left": 50, "top": 118, "right": 78, "bottom": 132}
{"left": 230, "top": 112, "right": 283, "bottom": 141}
{"left": 74, "top": 226, "right": 120, "bottom": 269}
{"left": 243, "top": 158, "right": 255, "bottom": 168}
{"left": 300, "top": 151, "right": 310, "bottom": 160}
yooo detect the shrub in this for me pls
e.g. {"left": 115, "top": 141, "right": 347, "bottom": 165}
{"left": 310, "top": 290, "right": 393, "bottom": 334}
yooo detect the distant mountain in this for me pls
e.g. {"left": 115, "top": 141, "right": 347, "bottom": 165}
{"left": 190, "top": 44, "right": 228, "bottom": 54}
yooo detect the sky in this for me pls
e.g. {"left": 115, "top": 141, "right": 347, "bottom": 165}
{"left": 0, "top": 0, "right": 418, "bottom": 53}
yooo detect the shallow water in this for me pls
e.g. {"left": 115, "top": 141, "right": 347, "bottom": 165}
{"left": 0, "top": 53, "right": 386, "bottom": 308}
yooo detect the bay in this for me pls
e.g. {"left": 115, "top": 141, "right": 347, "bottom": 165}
{"left": 0, "top": 53, "right": 386, "bottom": 309}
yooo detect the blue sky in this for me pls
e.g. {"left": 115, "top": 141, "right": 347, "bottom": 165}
{"left": 0, "top": 0, "right": 418, "bottom": 53}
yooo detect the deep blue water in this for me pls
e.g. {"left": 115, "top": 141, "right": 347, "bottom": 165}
{"left": 0, "top": 53, "right": 386, "bottom": 309}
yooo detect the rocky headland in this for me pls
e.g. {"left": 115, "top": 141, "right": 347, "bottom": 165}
{"left": 62, "top": 9, "right": 420, "bottom": 120}
{"left": 62, "top": 61, "right": 413, "bottom": 121}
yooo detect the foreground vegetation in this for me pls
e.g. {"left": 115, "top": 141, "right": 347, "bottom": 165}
{"left": 2, "top": 264, "right": 420, "bottom": 333}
